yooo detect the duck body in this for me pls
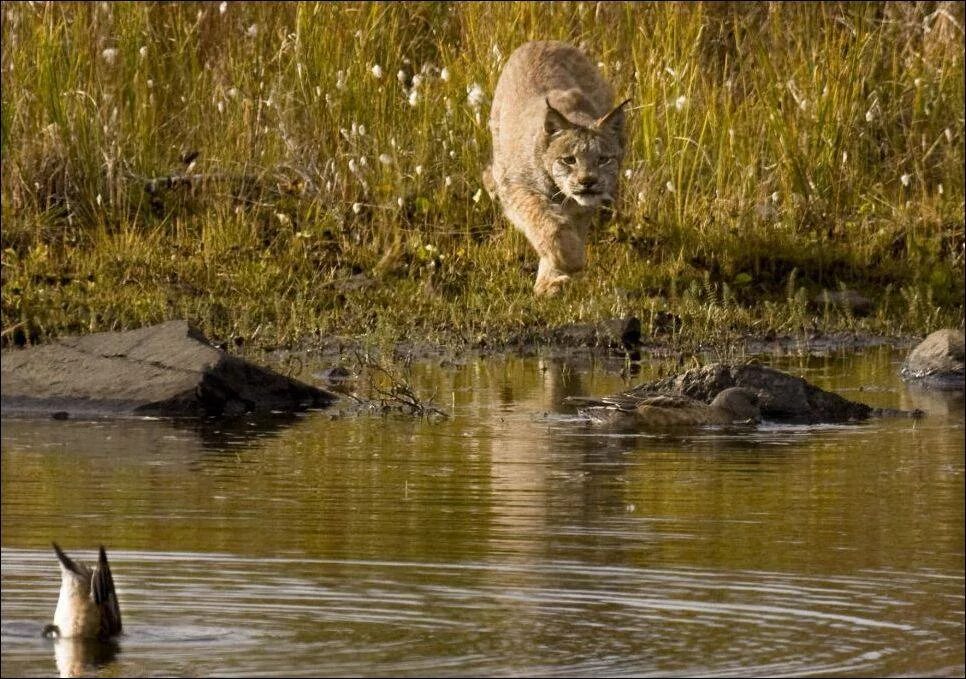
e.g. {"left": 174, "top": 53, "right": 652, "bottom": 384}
{"left": 569, "top": 387, "right": 761, "bottom": 428}
{"left": 45, "top": 544, "right": 122, "bottom": 640}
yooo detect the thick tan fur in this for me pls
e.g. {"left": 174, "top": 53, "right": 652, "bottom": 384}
{"left": 486, "top": 41, "right": 628, "bottom": 296}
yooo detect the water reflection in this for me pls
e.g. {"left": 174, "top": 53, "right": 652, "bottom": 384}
{"left": 51, "top": 638, "right": 119, "bottom": 678}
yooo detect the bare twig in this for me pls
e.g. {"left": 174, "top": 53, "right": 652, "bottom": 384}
{"left": 353, "top": 350, "right": 449, "bottom": 419}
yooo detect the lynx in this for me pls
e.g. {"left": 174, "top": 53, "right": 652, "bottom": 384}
{"left": 485, "top": 40, "right": 629, "bottom": 296}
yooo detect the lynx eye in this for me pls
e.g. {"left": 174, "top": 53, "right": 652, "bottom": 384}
{"left": 600, "top": 156, "right": 615, "bottom": 166}
{"left": 560, "top": 155, "right": 576, "bottom": 166}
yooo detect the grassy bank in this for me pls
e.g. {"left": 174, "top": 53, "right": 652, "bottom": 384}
{"left": 2, "top": 2, "right": 963, "bottom": 352}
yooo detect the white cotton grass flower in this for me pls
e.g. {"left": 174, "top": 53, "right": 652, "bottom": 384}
{"left": 900, "top": 173, "right": 911, "bottom": 187}
{"left": 352, "top": 202, "right": 363, "bottom": 214}
{"left": 371, "top": 64, "right": 384, "bottom": 79}
{"left": 397, "top": 197, "right": 405, "bottom": 208}
{"left": 336, "top": 70, "right": 346, "bottom": 91}
{"left": 408, "top": 90, "right": 419, "bottom": 107}
{"left": 138, "top": 46, "right": 147, "bottom": 59}
{"left": 246, "top": 23, "right": 258, "bottom": 38}
{"left": 411, "top": 74, "right": 423, "bottom": 89}
{"left": 440, "top": 67, "right": 450, "bottom": 82}
{"left": 472, "top": 189, "right": 483, "bottom": 203}
{"left": 378, "top": 154, "right": 393, "bottom": 165}
{"left": 348, "top": 158, "right": 359, "bottom": 174}
{"left": 674, "top": 95, "right": 687, "bottom": 112}
{"left": 444, "top": 176, "right": 452, "bottom": 187}
{"left": 945, "top": 128, "right": 953, "bottom": 143}
{"left": 467, "top": 83, "right": 485, "bottom": 110}
{"left": 865, "top": 96, "right": 880, "bottom": 122}
{"left": 665, "top": 181, "right": 675, "bottom": 193}
{"left": 219, "top": 1, "right": 227, "bottom": 14}
{"left": 101, "top": 48, "right": 118, "bottom": 65}
{"left": 397, "top": 69, "right": 408, "bottom": 86}
{"left": 414, "top": 165, "right": 423, "bottom": 176}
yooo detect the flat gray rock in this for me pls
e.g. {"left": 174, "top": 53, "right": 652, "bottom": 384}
{"left": 1, "top": 320, "right": 336, "bottom": 417}
{"left": 899, "top": 328, "right": 965, "bottom": 390}
{"left": 628, "top": 362, "right": 914, "bottom": 423}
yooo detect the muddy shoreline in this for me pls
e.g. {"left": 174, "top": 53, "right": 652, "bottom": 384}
{"left": 266, "top": 323, "right": 921, "bottom": 367}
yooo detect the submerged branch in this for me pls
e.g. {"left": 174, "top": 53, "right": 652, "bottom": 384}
{"left": 354, "top": 351, "right": 449, "bottom": 420}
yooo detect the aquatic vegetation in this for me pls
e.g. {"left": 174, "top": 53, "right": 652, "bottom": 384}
{"left": 1, "top": 2, "right": 963, "bottom": 350}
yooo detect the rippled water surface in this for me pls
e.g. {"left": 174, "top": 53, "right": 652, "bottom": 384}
{"left": 2, "top": 347, "right": 963, "bottom": 677}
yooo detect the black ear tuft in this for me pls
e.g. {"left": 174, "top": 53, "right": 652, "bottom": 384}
{"left": 594, "top": 98, "right": 631, "bottom": 131}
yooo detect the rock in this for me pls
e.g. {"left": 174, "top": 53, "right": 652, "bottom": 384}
{"left": 899, "top": 328, "right": 965, "bottom": 390}
{"left": 628, "top": 362, "right": 914, "bottom": 423}
{"left": 1, "top": 320, "right": 337, "bottom": 417}
{"left": 812, "top": 289, "right": 873, "bottom": 316}
{"left": 313, "top": 366, "right": 356, "bottom": 395}
{"left": 551, "top": 317, "right": 641, "bottom": 349}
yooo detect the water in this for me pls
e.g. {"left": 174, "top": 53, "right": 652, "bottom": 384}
{"left": 2, "top": 346, "right": 963, "bottom": 677}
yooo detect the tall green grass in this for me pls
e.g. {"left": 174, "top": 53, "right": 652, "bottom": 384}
{"left": 2, "top": 2, "right": 963, "bottom": 350}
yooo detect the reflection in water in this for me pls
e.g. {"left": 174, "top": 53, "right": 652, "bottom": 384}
{"left": 1, "top": 347, "right": 963, "bottom": 677}
{"left": 52, "top": 638, "right": 119, "bottom": 678}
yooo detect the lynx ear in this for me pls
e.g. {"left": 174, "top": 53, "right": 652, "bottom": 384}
{"left": 544, "top": 98, "right": 577, "bottom": 136}
{"left": 593, "top": 98, "right": 631, "bottom": 132}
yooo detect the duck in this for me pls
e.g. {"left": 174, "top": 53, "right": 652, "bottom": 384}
{"left": 42, "top": 544, "right": 122, "bottom": 640}
{"left": 567, "top": 386, "right": 761, "bottom": 428}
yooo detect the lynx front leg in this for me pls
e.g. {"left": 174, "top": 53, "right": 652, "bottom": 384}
{"left": 502, "top": 189, "right": 588, "bottom": 296}
{"left": 533, "top": 224, "right": 587, "bottom": 296}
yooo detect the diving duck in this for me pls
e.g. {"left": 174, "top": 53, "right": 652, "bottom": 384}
{"left": 567, "top": 387, "right": 761, "bottom": 427}
{"left": 43, "top": 544, "right": 122, "bottom": 640}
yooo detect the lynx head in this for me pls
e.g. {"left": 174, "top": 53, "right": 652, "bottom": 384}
{"left": 541, "top": 97, "right": 629, "bottom": 208}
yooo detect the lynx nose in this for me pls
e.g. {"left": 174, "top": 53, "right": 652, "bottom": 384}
{"left": 577, "top": 174, "right": 598, "bottom": 189}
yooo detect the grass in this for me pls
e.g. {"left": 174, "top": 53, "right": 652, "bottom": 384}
{"left": 2, "top": 1, "right": 963, "bottom": 353}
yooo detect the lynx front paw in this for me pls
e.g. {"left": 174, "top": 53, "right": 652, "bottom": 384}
{"left": 534, "top": 273, "right": 572, "bottom": 297}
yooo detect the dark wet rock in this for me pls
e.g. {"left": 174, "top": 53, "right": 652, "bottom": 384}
{"left": 313, "top": 366, "right": 357, "bottom": 394}
{"left": 627, "top": 362, "right": 915, "bottom": 423}
{"left": 812, "top": 289, "right": 873, "bottom": 316}
{"left": 1, "top": 320, "right": 337, "bottom": 417}
{"left": 899, "top": 328, "right": 965, "bottom": 390}
{"left": 550, "top": 317, "right": 641, "bottom": 349}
